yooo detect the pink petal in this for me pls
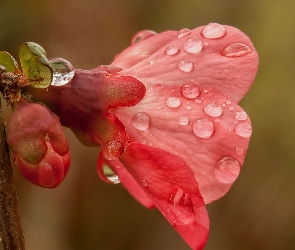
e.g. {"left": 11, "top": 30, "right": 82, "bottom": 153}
{"left": 114, "top": 84, "right": 251, "bottom": 203}
{"left": 120, "top": 142, "right": 209, "bottom": 250}
{"left": 112, "top": 24, "right": 258, "bottom": 102}
{"left": 97, "top": 152, "right": 154, "bottom": 208}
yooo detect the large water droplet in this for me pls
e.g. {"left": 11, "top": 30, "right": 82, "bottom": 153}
{"left": 235, "top": 111, "right": 248, "bottom": 121}
{"left": 51, "top": 71, "right": 75, "bottom": 86}
{"left": 166, "top": 97, "right": 182, "bottom": 108}
{"left": 178, "top": 116, "right": 189, "bottom": 125}
{"left": 131, "top": 112, "right": 151, "bottom": 131}
{"left": 235, "top": 123, "right": 252, "bottom": 138}
{"left": 131, "top": 30, "right": 157, "bottom": 44}
{"left": 99, "top": 164, "right": 120, "bottom": 184}
{"left": 235, "top": 146, "right": 245, "bottom": 156}
{"left": 178, "top": 60, "right": 194, "bottom": 72}
{"left": 177, "top": 28, "right": 191, "bottom": 38}
{"left": 201, "top": 23, "right": 226, "bottom": 39}
{"left": 204, "top": 103, "right": 223, "bottom": 117}
{"left": 181, "top": 84, "right": 200, "bottom": 99}
{"left": 215, "top": 156, "right": 240, "bottom": 184}
{"left": 222, "top": 43, "right": 252, "bottom": 57}
{"left": 184, "top": 37, "right": 203, "bottom": 53}
{"left": 192, "top": 118, "right": 214, "bottom": 138}
{"left": 165, "top": 46, "right": 180, "bottom": 55}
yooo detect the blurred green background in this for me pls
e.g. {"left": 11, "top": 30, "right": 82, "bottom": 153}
{"left": 1, "top": 0, "right": 295, "bottom": 249}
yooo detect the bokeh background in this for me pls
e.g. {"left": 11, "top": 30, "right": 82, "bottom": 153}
{"left": 1, "top": 0, "right": 295, "bottom": 249}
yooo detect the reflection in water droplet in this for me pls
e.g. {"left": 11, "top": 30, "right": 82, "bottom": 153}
{"left": 177, "top": 28, "right": 191, "bottom": 38}
{"left": 201, "top": 23, "right": 226, "bottom": 39}
{"left": 178, "top": 116, "right": 189, "bottom": 125}
{"left": 178, "top": 61, "right": 194, "bottom": 72}
{"left": 235, "top": 111, "right": 248, "bottom": 121}
{"left": 51, "top": 71, "right": 75, "bottom": 86}
{"left": 166, "top": 97, "right": 182, "bottom": 108}
{"left": 184, "top": 37, "right": 203, "bottom": 53}
{"left": 131, "top": 30, "right": 157, "bottom": 44}
{"left": 215, "top": 156, "right": 240, "bottom": 184}
{"left": 192, "top": 118, "right": 214, "bottom": 138}
{"left": 100, "top": 164, "right": 120, "bottom": 184}
{"left": 204, "top": 103, "right": 223, "bottom": 117}
{"left": 131, "top": 112, "right": 151, "bottom": 131}
{"left": 235, "top": 123, "right": 252, "bottom": 138}
{"left": 235, "top": 146, "right": 245, "bottom": 156}
{"left": 222, "top": 43, "right": 252, "bottom": 57}
{"left": 181, "top": 84, "right": 200, "bottom": 99}
{"left": 165, "top": 46, "right": 180, "bottom": 55}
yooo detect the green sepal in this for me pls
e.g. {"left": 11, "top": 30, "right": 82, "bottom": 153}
{"left": 19, "top": 42, "right": 53, "bottom": 88}
{"left": 0, "top": 51, "right": 19, "bottom": 72}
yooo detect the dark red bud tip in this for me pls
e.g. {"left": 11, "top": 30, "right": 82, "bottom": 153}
{"left": 7, "top": 97, "right": 70, "bottom": 188}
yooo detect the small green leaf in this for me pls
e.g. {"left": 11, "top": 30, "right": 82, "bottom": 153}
{"left": 19, "top": 42, "right": 52, "bottom": 88}
{"left": 0, "top": 51, "right": 19, "bottom": 72}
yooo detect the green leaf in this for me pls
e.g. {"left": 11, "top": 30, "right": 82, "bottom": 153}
{"left": 19, "top": 42, "right": 52, "bottom": 88}
{"left": 0, "top": 51, "right": 19, "bottom": 72}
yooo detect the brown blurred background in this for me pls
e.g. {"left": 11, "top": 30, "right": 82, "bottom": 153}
{"left": 1, "top": 0, "right": 295, "bottom": 249}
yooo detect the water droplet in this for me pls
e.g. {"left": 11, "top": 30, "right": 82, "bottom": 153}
{"left": 203, "top": 89, "right": 209, "bottom": 94}
{"left": 142, "top": 179, "right": 148, "bottom": 187}
{"left": 204, "top": 42, "right": 209, "bottom": 46}
{"left": 235, "top": 123, "right": 252, "bottom": 138}
{"left": 215, "top": 156, "right": 240, "bottom": 184}
{"left": 186, "top": 106, "right": 192, "bottom": 110}
{"left": 204, "top": 103, "right": 223, "bottom": 117}
{"left": 235, "top": 111, "right": 248, "bottom": 121}
{"left": 214, "top": 118, "right": 220, "bottom": 123}
{"left": 229, "top": 106, "right": 234, "bottom": 111}
{"left": 184, "top": 37, "right": 203, "bottom": 53}
{"left": 178, "top": 116, "right": 189, "bottom": 125}
{"left": 166, "top": 97, "right": 182, "bottom": 108}
{"left": 177, "top": 28, "right": 191, "bottom": 38}
{"left": 222, "top": 43, "right": 252, "bottom": 57}
{"left": 173, "top": 189, "right": 184, "bottom": 206}
{"left": 100, "top": 164, "right": 120, "bottom": 184}
{"left": 178, "top": 60, "right": 194, "bottom": 72}
{"left": 165, "top": 46, "right": 180, "bottom": 55}
{"left": 201, "top": 23, "right": 226, "bottom": 39}
{"left": 235, "top": 146, "right": 245, "bottom": 156}
{"left": 51, "top": 71, "right": 75, "bottom": 86}
{"left": 192, "top": 118, "right": 214, "bottom": 139}
{"left": 131, "top": 112, "right": 151, "bottom": 131}
{"left": 181, "top": 84, "right": 200, "bottom": 99}
{"left": 225, "top": 100, "right": 231, "bottom": 105}
{"left": 195, "top": 99, "right": 202, "bottom": 104}
{"left": 149, "top": 60, "right": 154, "bottom": 66}
{"left": 131, "top": 30, "right": 157, "bottom": 44}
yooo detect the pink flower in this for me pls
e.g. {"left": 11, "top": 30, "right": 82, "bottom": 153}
{"left": 7, "top": 97, "right": 70, "bottom": 188}
{"left": 22, "top": 23, "right": 258, "bottom": 249}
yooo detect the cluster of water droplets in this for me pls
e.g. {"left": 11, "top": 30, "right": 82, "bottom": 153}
{"left": 162, "top": 23, "right": 252, "bottom": 73}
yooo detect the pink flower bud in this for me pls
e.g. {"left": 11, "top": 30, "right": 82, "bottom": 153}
{"left": 7, "top": 97, "right": 70, "bottom": 188}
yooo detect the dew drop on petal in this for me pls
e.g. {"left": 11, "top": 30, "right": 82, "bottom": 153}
{"left": 215, "top": 156, "right": 241, "bottom": 184}
{"left": 142, "top": 179, "right": 148, "bottom": 187}
{"left": 131, "top": 112, "right": 151, "bottom": 131}
{"left": 178, "top": 60, "right": 194, "bottom": 72}
{"left": 235, "top": 111, "right": 248, "bottom": 121}
{"left": 177, "top": 28, "right": 191, "bottom": 38}
{"left": 166, "top": 97, "right": 182, "bottom": 108}
{"left": 178, "top": 116, "right": 189, "bottom": 125}
{"left": 204, "top": 103, "right": 223, "bottom": 117}
{"left": 181, "top": 84, "right": 200, "bottom": 99}
{"left": 184, "top": 37, "right": 203, "bottom": 53}
{"left": 222, "top": 43, "right": 252, "bottom": 57}
{"left": 51, "top": 71, "right": 75, "bottom": 86}
{"left": 201, "top": 23, "right": 226, "bottom": 39}
{"left": 131, "top": 30, "right": 157, "bottom": 44}
{"left": 165, "top": 46, "right": 180, "bottom": 55}
{"left": 99, "top": 164, "right": 120, "bottom": 184}
{"left": 225, "top": 100, "right": 231, "bottom": 105}
{"left": 192, "top": 118, "right": 214, "bottom": 139}
{"left": 235, "top": 123, "right": 252, "bottom": 138}
{"left": 229, "top": 106, "right": 234, "bottom": 111}
{"left": 235, "top": 146, "right": 245, "bottom": 156}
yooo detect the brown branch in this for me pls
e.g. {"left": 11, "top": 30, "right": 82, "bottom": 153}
{"left": 0, "top": 98, "right": 25, "bottom": 250}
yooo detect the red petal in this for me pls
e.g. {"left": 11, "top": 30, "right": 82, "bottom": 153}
{"left": 114, "top": 84, "right": 251, "bottom": 203}
{"left": 112, "top": 24, "right": 258, "bottom": 102}
{"left": 97, "top": 153, "right": 154, "bottom": 208}
{"left": 120, "top": 143, "right": 209, "bottom": 250}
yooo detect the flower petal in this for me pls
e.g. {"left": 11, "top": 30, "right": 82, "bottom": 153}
{"left": 97, "top": 152, "right": 154, "bottom": 208}
{"left": 120, "top": 142, "right": 209, "bottom": 250}
{"left": 114, "top": 84, "right": 251, "bottom": 203}
{"left": 112, "top": 24, "right": 258, "bottom": 102}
